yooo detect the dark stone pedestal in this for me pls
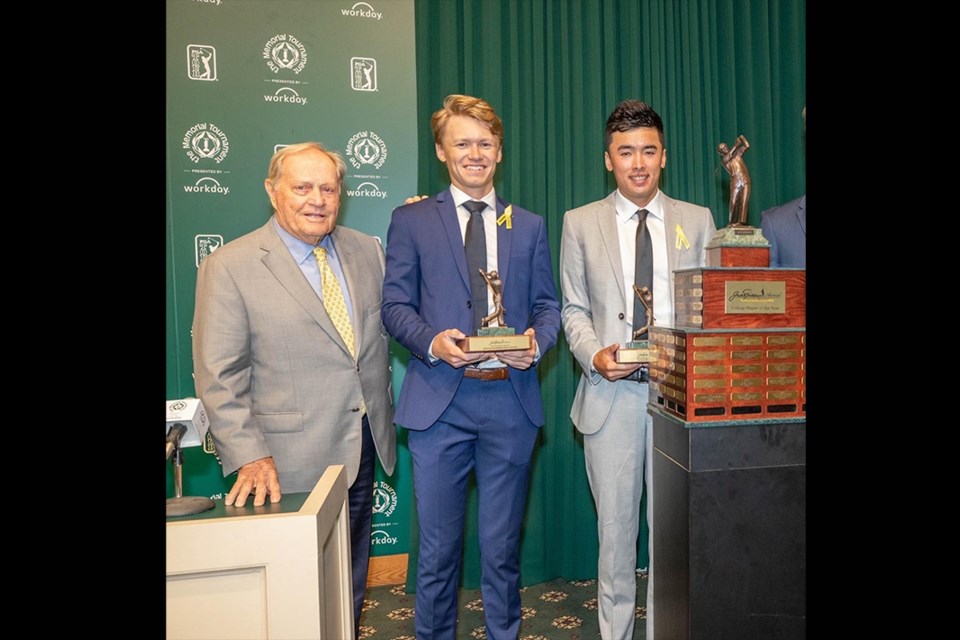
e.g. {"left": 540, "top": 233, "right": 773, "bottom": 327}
{"left": 652, "top": 409, "right": 805, "bottom": 640}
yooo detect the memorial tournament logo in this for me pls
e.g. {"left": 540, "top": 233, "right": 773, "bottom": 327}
{"left": 169, "top": 400, "right": 188, "bottom": 412}
{"left": 183, "top": 123, "right": 229, "bottom": 164}
{"left": 351, "top": 57, "right": 377, "bottom": 91}
{"left": 347, "top": 181, "right": 388, "bottom": 199}
{"left": 195, "top": 234, "right": 223, "bottom": 266}
{"left": 264, "top": 87, "right": 308, "bottom": 105}
{"left": 263, "top": 34, "right": 307, "bottom": 74}
{"left": 341, "top": 2, "right": 383, "bottom": 20}
{"left": 187, "top": 45, "right": 217, "bottom": 81}
{"left": 372, "top": 481, "right": 397, "bottom": 517}
{"left": 345, "top": 130, "right": 388, "bottom": 170}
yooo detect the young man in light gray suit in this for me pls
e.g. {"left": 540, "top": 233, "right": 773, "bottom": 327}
{"left": 192, "top": 142, "right": 396, "bottom": 636}
{"left": 560, "top": 100, "right": 716, "bottom": 640}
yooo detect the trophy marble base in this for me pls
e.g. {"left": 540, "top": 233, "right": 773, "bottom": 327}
{"left": 457, "top": 327, "right": 532, "bottom": 352}
{"left": 617, "top": 340, "right": 653, "bottom": 363}
{"left": 705, "top": 226, "right": 771, "bottom": 267}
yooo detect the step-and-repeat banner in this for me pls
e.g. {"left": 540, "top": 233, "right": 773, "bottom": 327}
{"left": 165, "top": 0, "right": 417, "bottom": 559}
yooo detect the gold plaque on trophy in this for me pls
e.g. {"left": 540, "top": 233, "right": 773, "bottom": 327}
{"left": 457, "top": 269, "right": 533, "bottom": 353}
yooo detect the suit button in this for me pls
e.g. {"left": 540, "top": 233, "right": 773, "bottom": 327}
{"left": 351, "top": 407, "right": 361, "bottom": 413}
{"left": 357, "top": 363, "right": 360, "bottom": 371}
{"left": 618, "top": 313, "right": 625, "bottom": 320}
{"left": 467, "top": 300, "right": 472, "bottom": 308}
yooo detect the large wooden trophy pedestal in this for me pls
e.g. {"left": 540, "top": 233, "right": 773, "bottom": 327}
{"left": 649, "top": 231, "right": 806, "bottom": 639}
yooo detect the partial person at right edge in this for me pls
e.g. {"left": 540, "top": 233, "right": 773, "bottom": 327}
{"left": 760, "top": 106, "right": 806, "bottom": 268}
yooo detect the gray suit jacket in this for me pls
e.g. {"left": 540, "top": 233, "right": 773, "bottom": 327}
{"left": 560, "top": 191, "right": 716, "bottom": 435}
{"left": 192, "top": 219, "right": 396, "bottom": 492}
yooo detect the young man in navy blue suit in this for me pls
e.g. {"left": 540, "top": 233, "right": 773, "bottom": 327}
{"left": 381, "top": 94, "right": 561, "bottom": 640}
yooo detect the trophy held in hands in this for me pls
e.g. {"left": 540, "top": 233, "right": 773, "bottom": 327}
{"left": 617, "top": 285, "right": 655, "bottom": 364}
{"left": 457, "top": 269, "right": 533, "bottom": 352}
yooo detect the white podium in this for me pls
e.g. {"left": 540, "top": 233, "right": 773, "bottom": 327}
{"left": 166, "top": 465, "right": 354, "bottom": 640}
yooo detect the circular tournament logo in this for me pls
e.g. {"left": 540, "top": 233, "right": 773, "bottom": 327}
{"left": 372, "top": 480, "right": 397, "bottom": 516}
{"left": 263, "top": 34, "right": 308, "bottom": 74}
{"left": 170, "top": 400, "right": 187, "bottom": 412}
{"left": 345, "top": 130, "right": 389, "bottom": 170}
{"left": 182, "top": 123, "right": 229, "bottom": 164}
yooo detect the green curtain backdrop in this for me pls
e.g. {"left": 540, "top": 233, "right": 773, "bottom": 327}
{"left": 405, "top": 0, "right": 806, "bottom": 589}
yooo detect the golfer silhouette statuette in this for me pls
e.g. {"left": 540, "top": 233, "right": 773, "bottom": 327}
{"left": 717, "top": 135, "right": 751, "bottom": 227}
{"left": 457, "top": 268, "right": 533, "bottom": 352}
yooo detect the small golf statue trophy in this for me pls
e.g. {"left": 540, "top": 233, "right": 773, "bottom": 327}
{"left": 617, "top": 285, "right": 655, "bottom": 363}
{"left": 457, "top": 269, "right": 533, "bottom": 352}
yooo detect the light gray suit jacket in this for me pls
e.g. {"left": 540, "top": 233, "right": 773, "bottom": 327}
{"left": 560, "top": 191, "right": 716, "bottom": 435}
{"left": 192, "top": 219, "right": 396, "bottom": 492}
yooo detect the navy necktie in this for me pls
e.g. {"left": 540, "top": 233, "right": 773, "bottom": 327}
{"left": 463, "top": 200, "right": 488, "bottom": 332}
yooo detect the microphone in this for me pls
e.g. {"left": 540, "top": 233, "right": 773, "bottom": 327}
{"left": 165, "top": 398, "right": 210, "bottom": 449}
{"left": 166, "top": 423, "right": 187, "bottom": 460}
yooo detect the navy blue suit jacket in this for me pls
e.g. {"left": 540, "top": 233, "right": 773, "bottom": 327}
{"left": 381, "top": 189, "right": 561, "bottom": 431}
{"left": 760, "top": 194, "right": 806, "bottom": 268}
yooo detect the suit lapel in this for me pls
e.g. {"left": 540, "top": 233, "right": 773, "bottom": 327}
{"left": 661, "top": 194, "right": 680, "bottom": 280}
{"left": 596, "top": 193, "right": 626, "bottom": 308}
{"left": 333, "top": 228, "right": 364, "bottom": 355}
{"left": 495, "top": 197, "right": 512, "bottom": 287}
{"left": 437, "top": 189, "right": 472, "bottom": 292}
{"left": 796, "top": 195, "right": 807, "bottom": 236}
{"left": 259, "top": 223, "right": 352, "bottom": 359}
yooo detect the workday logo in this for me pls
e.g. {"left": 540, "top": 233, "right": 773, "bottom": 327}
{"left": 184, "top": 177, "right": 230, "bottom": 196}
{"left": 182, "top": 123, "right": 229, "bottom": 164}
{"left": 195, "top": 234, "right": 224, "bottom": 266}
{"left": 370, "top": 530, "right": 399, "bottom": 546}
{"left": 187, "top": 45, "right": 217, "bottom": 81}
{"left": 264, "top": 87, "right": 308, "bottom": 106}
{"left": 351, "top": 57, "right": 377, "bottom": 91}
{"left": 263, "top": 34, "right": 307, "bottom": 74}
{"left": 345, "top": 130, "right": 388, "bottom": 170}
{"left": 372, "top": 481, "right": 397, "bottom": 516}
{"left": 347, "top": 181, "right": 388, "bottom": 200}
{"left": 341, "top": 2, "right": 382, "bottom": 20}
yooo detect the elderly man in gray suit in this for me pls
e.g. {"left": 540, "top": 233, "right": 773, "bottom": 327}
{"left": 192, "top": 142, "right": 396, "bottom": 636}
{"left": 560, "top": 100, "right": 716, "bottom": 640}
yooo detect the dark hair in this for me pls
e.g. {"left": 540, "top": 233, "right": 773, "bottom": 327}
{"left": 604, "top": 100, "right": 665, "bottom": 149}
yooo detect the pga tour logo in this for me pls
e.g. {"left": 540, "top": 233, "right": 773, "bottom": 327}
{"left": 183, "top": 123, "right": 229, "bottom": 164}
{"left": 195, "top": 234, "right": 223, "bottom": 266}
{"left": 372, "top": 481, "right": 397, "bottom": 516}
{"left": 341, "top": 2, "right": 383, "bottom": 20}
{"left": 351, "top": 57, "right": 377, "bottom": 91}
{"left": 187, "top": 44, "right": 217, "bottom": 81}
{"left": 264, "top": 87, "right": 308, "bottom": 105}
{"left": 345, "top": 130, "right": 388, "bottom": 170}
{"left": 184, "top": 177, "right": 230, "bottom": 195}
{"left": 263, "top": 34, "right": 307, "bottom": 74}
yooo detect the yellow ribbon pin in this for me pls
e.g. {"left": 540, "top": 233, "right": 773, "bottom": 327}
{"left": 497, "top": 205, "right": 513, "bottom": 229}
{"left": 675, "top": 224, "right": 690, "bottom": 250}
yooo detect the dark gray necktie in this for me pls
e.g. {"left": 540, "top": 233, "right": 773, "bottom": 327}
{"left": 463, "top": 200, "right": 488, "bottom": 332}
{"left": 633, "top": 208, "right": 653, "bottom": 333}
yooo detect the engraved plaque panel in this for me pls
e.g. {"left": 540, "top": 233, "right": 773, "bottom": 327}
{"left": 724, "top": 280, "right": 788, "bottom": 314}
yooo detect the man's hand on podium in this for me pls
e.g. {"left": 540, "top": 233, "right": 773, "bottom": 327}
{"left": 226, "top": 456, "right": 282, "bottom": 507}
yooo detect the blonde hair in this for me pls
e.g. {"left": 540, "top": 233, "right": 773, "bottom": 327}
{"left": 430, "top": 94, "right": 503, "bottom": 146}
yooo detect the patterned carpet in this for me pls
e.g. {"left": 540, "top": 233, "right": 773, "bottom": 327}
{"left": 358, "top": 572, "right": 648, "bottom": 639}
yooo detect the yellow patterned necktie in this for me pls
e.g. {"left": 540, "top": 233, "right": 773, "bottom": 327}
{"left": 314, "top": 247, "right": 365, "bottom": 415}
